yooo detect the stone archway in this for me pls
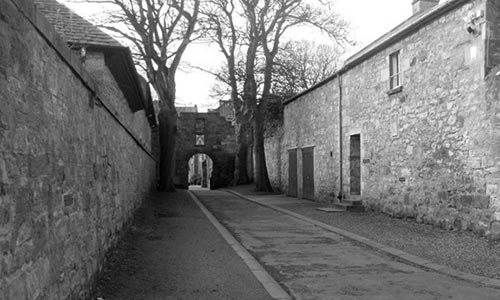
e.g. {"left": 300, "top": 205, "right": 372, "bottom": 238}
{"left": 174, "top": 112, "right": 236, "bottom": 189}
{"left": 187, "top": 153, "right": 213, "bottom": 188}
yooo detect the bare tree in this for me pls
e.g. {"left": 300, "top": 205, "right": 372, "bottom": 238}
{"left": 202, "top": 0, "right": 252, "bottom": 185}
{"left": 205, "top": 0, "right": 349, "bottom": 191}
{"left": 273, "top": 40, "right": 342, "bottom": 97}
{"left": 85, "top": 0, "right": 201, "bottom": 191}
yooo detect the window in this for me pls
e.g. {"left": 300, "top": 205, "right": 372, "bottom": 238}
{"left": 195, "top": 134, "right": 205, "bottom": 146}
{"left": 389, "top": 51, "right": 401, "bottom": 90}
{"left": 194, "top": 118, "right": 205, "bottom": 133}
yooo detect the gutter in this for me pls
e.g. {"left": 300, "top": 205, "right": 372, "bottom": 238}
{"left": 337, "top": 74, "right": 343, "bottom": 201}
{"left": 283, "top": 0, "right": 469, "bottom": 106}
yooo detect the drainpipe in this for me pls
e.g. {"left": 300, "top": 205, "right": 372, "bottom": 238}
{"left": 337, "top": 73, "right": 343, "bottom": 202}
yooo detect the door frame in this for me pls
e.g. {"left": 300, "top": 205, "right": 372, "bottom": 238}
{"left": 302, "top": 146, "right": 315, "bottom": 200}
{"left": 349, "top": 133, "right": 362, "bottom": 196}
{"left": 288, "top": 148, "right": 298, "bottom": 197}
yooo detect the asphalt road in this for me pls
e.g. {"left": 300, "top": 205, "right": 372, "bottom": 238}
{"left": 193, "top": 189, "right": 500, "bottom": 300}
{"left": 97, "top": 190, "right": 274, "bottom": 300}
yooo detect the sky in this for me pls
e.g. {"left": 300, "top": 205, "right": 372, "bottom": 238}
{"left": 60, "top": 0, "right": 416, "bottom": 110}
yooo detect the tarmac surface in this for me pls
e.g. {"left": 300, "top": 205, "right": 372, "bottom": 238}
{"left": 97, "top": 190, "right": 273, "bottom": 300}
{"left": 98, "top": 188, "right": 500, "bottom": 300}
{"left": 192, "top": 189, "right": 500, "bottom": 300}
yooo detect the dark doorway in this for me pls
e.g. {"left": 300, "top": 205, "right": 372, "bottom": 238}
{"left": 288, "top": 149, "right": 297, "bottom": 197}
{"left": 302, "top": 147, "right": 314, "bottom": 200}
{"left": 350, "top": 134, "right": 361, "bottom": 195}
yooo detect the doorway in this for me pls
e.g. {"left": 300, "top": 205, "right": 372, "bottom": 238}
{"left": 350, "top": 134, "right": 361, "bottom": 195}
{"left": 188, "top": 153, "right": 213, "bottom": 190}
{"left": 288, "top": 149, "right": 297, "bottom": 197}
{"left": 302, "top": 147, "right": 314, "bottom": 200}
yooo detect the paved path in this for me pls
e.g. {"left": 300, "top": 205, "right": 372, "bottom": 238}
{"left": 99, "top": 190, "right": 273, "bottom": 300}
{"left": 192, "top": 189, "right": 500, "bottom": 300}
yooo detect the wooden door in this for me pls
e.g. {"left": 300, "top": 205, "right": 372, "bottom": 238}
{"left": 302, "top": 147, "right": 315, "bottom": 200}
{"left": 350, "top": 134, "right": 361, "bottom": 195}
{"left": 288, "top": 149, "right": 297, "bottom": 197}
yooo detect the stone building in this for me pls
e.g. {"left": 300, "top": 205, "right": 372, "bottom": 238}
{"left": 177, "top": 104, "right": 198, "bottom": 114}
{"left": 1, "top": 0, "right": 157, "bottom": 299}
{"left": 268, "top": 0, "right": 500, "bottom": 238}
{"left": 175, "top": 111, "right": 236, "bottom": 189}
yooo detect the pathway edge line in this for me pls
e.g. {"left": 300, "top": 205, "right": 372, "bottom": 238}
{"left": 187, "top": 191, "right": 292, "bottom": 300}
{"left": 224, "top": 189, "right": 500, "bottom": 290}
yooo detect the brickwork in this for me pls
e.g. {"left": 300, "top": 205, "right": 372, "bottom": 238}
{"left": 175, "top": 112, "right": 236, "bottom": 189}
{"left": 276, "top": 0, "right": 500, "bottom": 238}
{"left": 0, "top": 1, "right": 156, "bottom": 299}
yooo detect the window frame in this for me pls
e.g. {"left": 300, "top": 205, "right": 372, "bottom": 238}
{"left": 195, "top": 134, "right": 205, "bottom": 146}
{"left": 194, "top": 118, "right": 206, "bottom": 134}
{"left": 389, "top": 50, "right": 401, "bottom": 90}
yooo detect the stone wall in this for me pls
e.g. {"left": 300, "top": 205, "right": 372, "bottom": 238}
{"left": 0, "top": 1, "right": 157, "bottom": 299}
{"left": 282, "top": 80, "right": 340, "bottom": 201}
{"left": 279, "top": 0, "right": 500, "bottom": 238}
{"left": 263, "top": 128, "right": 283, "bottom": 192}
{"left": 341, "top": 0, "right": 489, "bottom": 231}
{"left": 175, "top": 112, "right": 236, "bottom": 189}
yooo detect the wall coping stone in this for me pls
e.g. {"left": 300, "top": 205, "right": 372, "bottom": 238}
{"left": 9, "top": 0, "right": 157, "bottom": 162}
{"left": 284, "top": 0, "right": 470, "bottom": 106}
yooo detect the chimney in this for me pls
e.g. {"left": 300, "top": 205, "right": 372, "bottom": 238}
{"left": 412, "top": 0, "right": 440, "bottom": 15}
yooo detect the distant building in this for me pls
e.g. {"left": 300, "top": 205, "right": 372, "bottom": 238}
{"left": 209, "top": 100, "right": 236, "bottom": 123}
{"left": 177, "top": 104, "right": 198, "bottom": 115}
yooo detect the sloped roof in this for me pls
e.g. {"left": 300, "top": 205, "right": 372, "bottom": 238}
{"left": 284, "top": 0, "right": 468, "bottom": 105}
{"left": 34, "top": 0, "right": 160, "bottom": 119}
{"left": 177, "top": 106, "right": 199, "bottom": 114}
{"left": 35, "top": 0, "right": 122, "bottom": 48}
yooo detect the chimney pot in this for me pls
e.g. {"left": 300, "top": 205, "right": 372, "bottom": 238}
{"left": 412, "top": 0, "right": 440, "bottom": 15}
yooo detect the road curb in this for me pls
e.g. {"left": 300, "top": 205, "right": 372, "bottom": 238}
{"left": 225, "top": 189, "right": 500, "bottom": 290}
{"left": 188, "top": 191, "right": 292, "bottom": 300}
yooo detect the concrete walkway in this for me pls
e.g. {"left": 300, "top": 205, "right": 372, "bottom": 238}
{"left": 192, "top": 189, "right": 500, "bottom": 300}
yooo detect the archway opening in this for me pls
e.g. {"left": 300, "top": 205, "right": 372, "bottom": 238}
{"left": 188, "top": 153, "right": 214, "bottom": 190}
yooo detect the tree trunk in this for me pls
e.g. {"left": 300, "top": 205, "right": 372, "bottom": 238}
{"left": 232, "top": 121, "right": 250, "bottom": 185}
{"left": 158, "top": 108, "right": 177, "bottom": 192}
{"left": 253, "top": 104, "right": 272, "bottom": 192}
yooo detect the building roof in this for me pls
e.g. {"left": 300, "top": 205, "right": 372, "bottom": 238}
{"left": 35, "top": 0, "right": 122, "bottom": 48}
{"left": 284, "top": 0, "right": 469, "bottom": 105}
{"left": 34, "top": 0, "right": 158, "bottom": 119}
{"left": 177, "top": 105, "right": 199, "bottom": 114}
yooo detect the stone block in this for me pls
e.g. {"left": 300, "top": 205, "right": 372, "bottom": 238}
{"left": 28, "top": 154, "right": 50, "bottom": 178}
{"left": 487, "top": 222, "right": 500, "bottom": 240}
{"left": 472, "top": 195, "right": 490, "bottom": 209}
{"left": 454, "top": 194, "right": 490, "bottom": 210}
{"left": 8, "top": 272, "right": 27, "bottom": 300}
{"left": 486, "top": 184, "right": 498, "bottom": 195}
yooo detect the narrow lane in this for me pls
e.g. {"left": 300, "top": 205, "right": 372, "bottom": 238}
{"left": 193, "top": 189, "right": 500, "bottom": 300}
{"left": 98, "top": 190, "right": 274, "bottom": 300}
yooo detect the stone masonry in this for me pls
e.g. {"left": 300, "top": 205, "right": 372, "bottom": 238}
{"left": 175, "top": 112, "right": 236, "bottom": 189}
{"left": 271, "top": 0, "right": 500, "bottom": 239}
{"left": 0, "top": 1, "right": 157, "bottom": 299}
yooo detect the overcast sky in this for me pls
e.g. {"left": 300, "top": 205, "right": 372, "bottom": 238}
{"left": 60, "top": 0, "right": 415, "bottom": 110}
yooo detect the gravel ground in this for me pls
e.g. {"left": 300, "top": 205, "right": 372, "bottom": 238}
{"left": 227, "top": 185, "right": 500, "bottom": 280}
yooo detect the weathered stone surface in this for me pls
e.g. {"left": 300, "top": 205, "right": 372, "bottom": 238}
{"left": 175, "top": 112, "right": 236, "bottom": 189}
{"left": 0, "top": 0, "right": 156, "bottom": 299}
{"left": 268, "top": 0, "right": 500, "bottom": 238}
{"left": 264, "top": 128, "right": 283, "bottom": 192}
{"left": 487, "top": 222, "right": 500, "bottom": 239}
